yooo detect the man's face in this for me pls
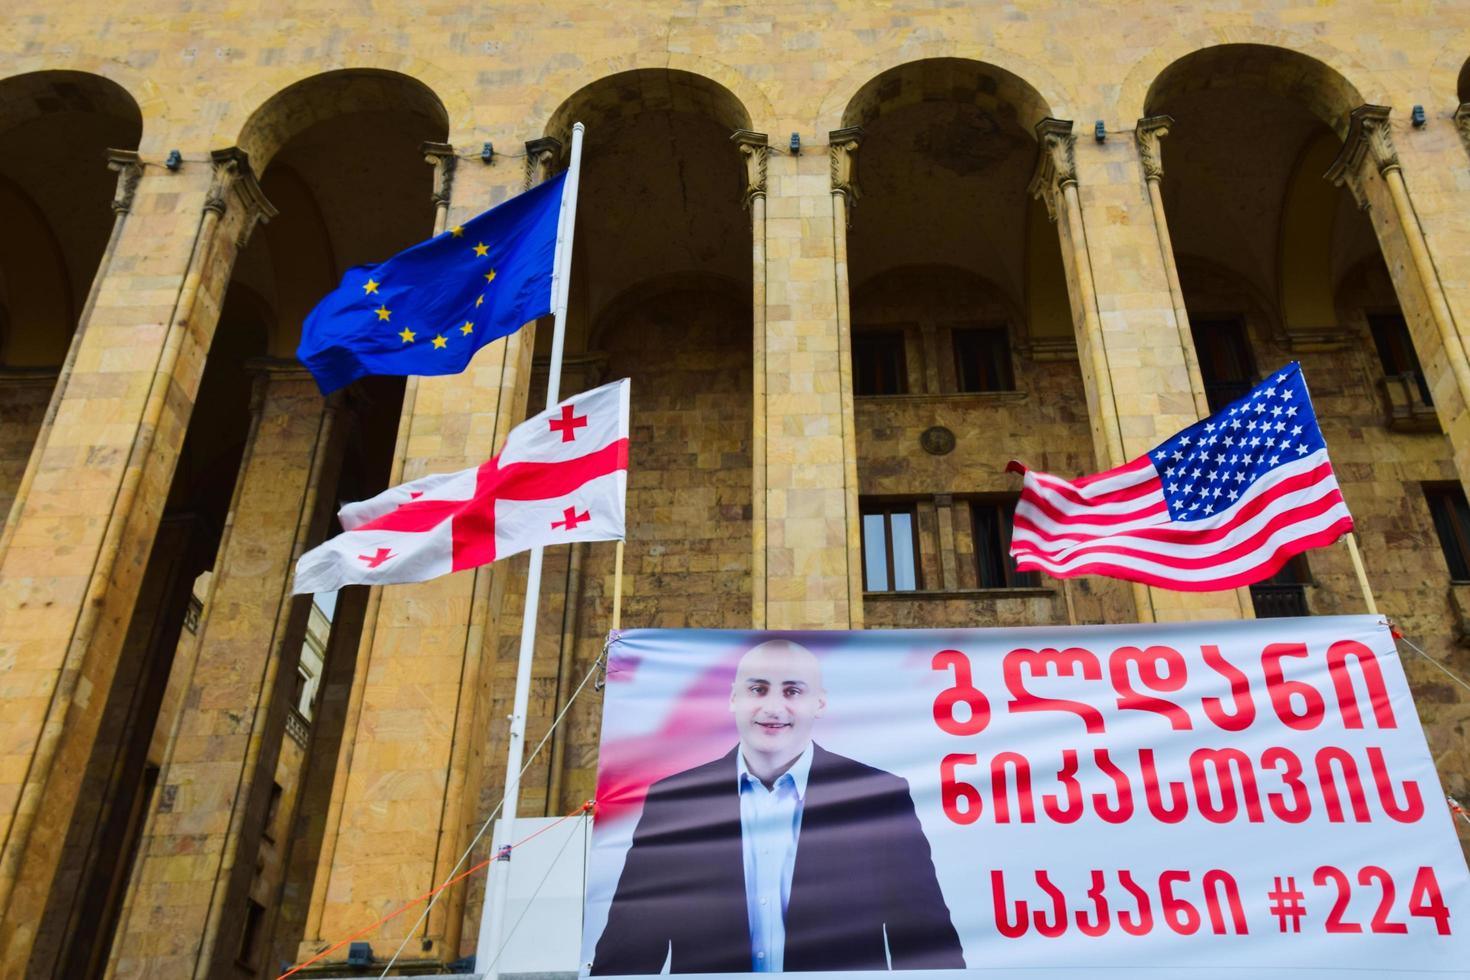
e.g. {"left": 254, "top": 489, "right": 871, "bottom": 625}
{"left": 729, "top": 642, "right": 826, "bottom": 763}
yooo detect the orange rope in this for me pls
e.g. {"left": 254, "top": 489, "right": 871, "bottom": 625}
{"left": 276, "top": 800, "right": 595, "bottom": 980}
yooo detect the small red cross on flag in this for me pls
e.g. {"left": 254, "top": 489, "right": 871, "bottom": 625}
{"left": 549, "top": 404, "right": 588, "bottom": 442}
{"left": 552, "top": 506, "right": 590, "bottom": 530}
{"left": 292, "top": 379, "right": 630, "bottom": 594}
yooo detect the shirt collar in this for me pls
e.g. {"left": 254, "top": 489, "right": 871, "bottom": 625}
{"left": 737, "top": 742, "right": 815, "bottom": 801}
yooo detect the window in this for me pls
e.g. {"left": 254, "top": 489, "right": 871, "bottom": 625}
{"left": 852, "top": 331, "right": 907, "bottom": 395}
{"left": 952, "top": 326, "right": 1014, "bottom": 392}
{"left": 971, "top": 500, "right": 1039, "bottom": 588}
{"left": 262, "top": 782, "right": 283, "bottom": 844}
{"left": 861, "top": 503, "right": 920, "bottom": 591}
{"left": 1369, "top": 314, "right": 1431, "bottom": 406}
{"left": 1425, "top": 484, "right": 1470, "bottom": 581}
{"left": 1250, "top": 555, "right": 1310, "bottom": 618}
{"left": 237, "top": 900, "right": 266, "bottom": 969}
{"left": 1190, "top": 317, "right": 1256, "bottom": 412}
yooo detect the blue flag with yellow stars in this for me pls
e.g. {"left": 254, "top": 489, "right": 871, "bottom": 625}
{"left": 297, "top": 172, "right": 568, "bottom": 394}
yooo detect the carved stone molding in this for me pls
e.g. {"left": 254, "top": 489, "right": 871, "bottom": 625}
{"left": 1028, "top": 118, "right": 1077, "bottom": 221}
{"left": 524, "top": 136, "right": 562, "bottom": 188}
{"left": 731, "top": 129, "right": 769, "bottom": 209}
{"left": 1325, "top": 105, "right": 1397, "bottom": 211}
{"left": 206, "top": 147, "right": 277, "bottom": 246}
{"left": 422, "top": 141, "right": 456, "bottom": 208}
{"left": 829, "top": 126, "right": 862, "bottom": 203}
{"left": 105, "top": 149, "right": 142, "bottom": 214}
{"left": 1135, "top": 115, "right": 1172, "bottom": 182}
{"left": 1455, "top": 104, "right": 1470, "bottom": 156}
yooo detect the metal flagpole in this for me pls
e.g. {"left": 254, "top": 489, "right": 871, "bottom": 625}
{"left": 478, "top": 121, "right": 585, "bottom": 979}
{"left": 1344, "top": 531, "right": 1379, "bottom": 615}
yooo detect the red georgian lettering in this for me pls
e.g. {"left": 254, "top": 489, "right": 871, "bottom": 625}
{"left": 1200, "top": 644, "right": 1256, "bottom": 731}
{"left": 1189, "top": 748, "right": 1264, "bottom": 823}
{"left": 1365, "top": 746, "right": 1424, "bottom": 822}
{"left": 1261, "top": 746, "right": 1311, "bottom": 823}
{"left": 1262, "top": 642, "right": 1326, "bottom": 730}
{"left": 1139, "top": 748, "right": 1189, "bottom": 823}
{"left": 1042, "top": 750, "right": 1084, "bottom": 823}
{"left": 1005, "top": 647, "right": 1106, "bottom": 734}
{"left": 990, "top": 870, "right": 1028, "bottom": 938}
{"left": 1316, "top": 746, "right": 1371, "bottom": 822}
{"left": 1110, "top": 645, "right": 1192, "bottom": 729}
{"left": 1092, "top": 749, "right": 1134, "bottom": 823}
{"left": 990, "top": 752, "right": 1036, "bottom": 824}
{"left": 1326, "top": 640, "right": 1396, "bottom": 729}
{"left": 933, "top": 649, "right": 990, "bottom": 735}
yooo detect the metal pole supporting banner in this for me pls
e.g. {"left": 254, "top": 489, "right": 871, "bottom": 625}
{"left": 478, "top": 121, "right": 585, "bottom": 978}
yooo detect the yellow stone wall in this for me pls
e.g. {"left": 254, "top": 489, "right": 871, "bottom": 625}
{"left": 1, "top": 2, "right": 1470, "bottom": 976}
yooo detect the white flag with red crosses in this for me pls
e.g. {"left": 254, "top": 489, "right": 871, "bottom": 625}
{"left": 292, "top": 379, "right": 630, "bottom": 594}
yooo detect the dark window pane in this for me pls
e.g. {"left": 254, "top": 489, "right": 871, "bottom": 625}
{"left": 953, "top": 327, "right": 1014, "bottom": 392}
{"left": 853, "top": 332, "right": 907, "bottom": 395}
{"left": 972, "top": 500, "right": 1039, "bottom": 588}
{"left": 861, "top": 512, "right": 889, "bottom": 590}
{"left": 1425, "top": 485, "right": 1470, "bottom": 581}
{"left": 1369, "top": 314, "right": 1431, "bottom": 406}
{"left": 1190, "top": 318, "right": 1255, "bottom": 412}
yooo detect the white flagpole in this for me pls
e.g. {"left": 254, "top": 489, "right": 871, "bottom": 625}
{"left": 478, "top": 121, "right": 585, "bottom": 979}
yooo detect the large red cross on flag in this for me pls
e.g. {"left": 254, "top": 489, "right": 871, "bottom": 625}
{"left": 292, "top": 379, "right": 630, "bottom": 594}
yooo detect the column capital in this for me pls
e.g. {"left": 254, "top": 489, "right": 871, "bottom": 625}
{"left": 105, "top": 149, "right": 142, "bottom": 214}
{"left": 524, "top": 136, "right": 562, "bottom": 188}
{"left": 731, "top": 129, "right": 769, "bottom": 209}
{"left": 421, "top": 141, "right": 457, "bottom": 208}
{"left": 1028, "top": 118, "right": 1077, "bottom": 221}
{"left": 1325, "top": 105, "right": 1397, "bottom": 210}
{"left": 1134, "top": 115, "right": 1173, "bottom": 182}
{"left": 828, "top": 126, "right": 862, "bottom": 202}
{"left": 206, "top": 147, "right": 277, "bottom": 246}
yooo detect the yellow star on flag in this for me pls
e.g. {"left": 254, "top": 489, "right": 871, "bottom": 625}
{"left": 475, "top": 294, "right": 484, "bottom": 307}
{"left": 398, "top": 327, "right": 416, "bottom": 343}
{"left": 473, "top": 242, "right": 489, "bottom": 257}
{"left": 432, "top": 334, "right": 448, "bottom": 349}
{"left": 460, "top": 320, "right": 474, "bottom": 335}
{"left": 363, "top": 278, "right": 380, "bottom": 295}
{"left": 376, "top": 305, "right": 392, "bottom": 322}
{"left": 450, "top": 225, "right": 464, "bottom": 237}
{"left": 484, "top": 269, "right": 497, "bottom": 284}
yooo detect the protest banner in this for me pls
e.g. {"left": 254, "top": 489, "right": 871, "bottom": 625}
{"left": 581, "top": 616, "right": 1469, "bottom": 978}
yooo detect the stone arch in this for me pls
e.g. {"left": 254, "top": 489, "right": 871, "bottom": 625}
{"left": 587, "top": 270, "right": 747, "bottom": 353}
{"left": 234, "top": 68, "right": 451, "bottom": 174}
{"left": 534, "top": 56, "right": 770, "bottom": 145}
{"left": 0, "top": 69, "right": 143, "bottom": 143}
{"left": 1131, "top": 39, "right": 1373, "bottom": 139}
{"left": 836, "top": 56, "right": 1056, "bottom": 138}
{"left": 0, "top": 175, "right": 72, "bottom": 366}
{"left": 542, "top": 66, "right": 753, "bottom": 149}
{"left": 818, "top": 47, "right": 1068, "bottom": 136}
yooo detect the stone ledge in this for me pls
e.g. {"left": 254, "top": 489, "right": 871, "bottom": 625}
{"left": 864, "top": 587, "right": 1056, "bottom": 600}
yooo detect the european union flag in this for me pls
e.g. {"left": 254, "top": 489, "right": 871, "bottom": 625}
{"left": 297, "top": 172, "right": 567, "bottom": 394}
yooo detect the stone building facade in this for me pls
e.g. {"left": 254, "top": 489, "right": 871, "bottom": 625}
{"left": 2, "top": 1, "right": 1470, "bottom": 976}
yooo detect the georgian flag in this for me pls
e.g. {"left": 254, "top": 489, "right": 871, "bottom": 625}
{"left": 292, "top": 379, "right": 630, "bottom": 594}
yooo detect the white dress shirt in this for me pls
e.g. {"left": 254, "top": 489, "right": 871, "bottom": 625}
{"left": 736, "top": 744, "right": 814, "bottom": 973}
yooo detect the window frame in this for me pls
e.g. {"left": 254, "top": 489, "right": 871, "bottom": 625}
{"left": 1190, "top": 315, "right": 1257, "bottom": 413}
{"left": 1424, "top": 483, "right": 1470, "bottom": 582}
{"left": 951, "top": 323, "right": 1016, "bottom": 393}
{"left": 851, "top": 329, "right": 909, "bottom": 396}
{"left": 1368, "top": 312, "right": 1432, "bottom": 406}
{"left": 860, "top": 500, "right": 922, "bottom": 592}
{"left": 969, "top": 497, "right": 1040, "bottom": 589}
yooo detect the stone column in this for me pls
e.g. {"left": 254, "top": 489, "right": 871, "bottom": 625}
{"left": 1328, "top": 106, "right": 1470, "bottom": 504}
{"left": 297, "top": 143, "right": 541, "bottom": 971}
{"left": 1028, "top": 118, "right": 1248, "bottom": 623}
{"left": 743, "top": 128, "right": 861, "bottom": 630}
{"left": 106, "top": 363, "right": 341, "bottom": 979}
{"left": 733, "top": 130, "right": 770, "bottom": 625}
{"left": 0, "top": 148, "right": 273, "bottom": 975}
{"left": 0, "top": 150, "right": 142, "bottom": 546}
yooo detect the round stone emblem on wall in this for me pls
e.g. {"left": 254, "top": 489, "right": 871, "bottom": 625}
{"left": 920, "top": 425, "right": 956, "bottom": 456}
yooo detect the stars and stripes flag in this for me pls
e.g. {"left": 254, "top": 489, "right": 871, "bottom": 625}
{"left": 1007, "top": 362, "right": 1354, "bottom": 591}
{"left": 291, "top": 378, "right": 629, "bottom": 594}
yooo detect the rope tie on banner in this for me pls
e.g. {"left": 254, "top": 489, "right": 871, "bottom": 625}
{"left": 1385, "top": 619, "right": 1470, "bottom": 697}
{"left": 1383, "top": 620, "right": 1470, "bottom": 833}
{"left": 274, "top": 646, "right": 609, "bottom": 980}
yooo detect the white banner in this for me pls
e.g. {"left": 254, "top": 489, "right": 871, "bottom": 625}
{"left": 581, "top": 617, "right": 1470, "bottom": 977}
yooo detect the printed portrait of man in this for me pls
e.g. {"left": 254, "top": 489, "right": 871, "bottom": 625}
{"left": 590, "top": 639, "right": 965, "bottom": 975}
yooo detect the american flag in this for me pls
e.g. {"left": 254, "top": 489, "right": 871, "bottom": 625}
{"left": 1008, "top": 362, "right": 1354, "bottom": 591}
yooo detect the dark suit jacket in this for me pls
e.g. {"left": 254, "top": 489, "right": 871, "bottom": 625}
{"left": 591, "top": 743, "right": 965, "bottom": 974}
